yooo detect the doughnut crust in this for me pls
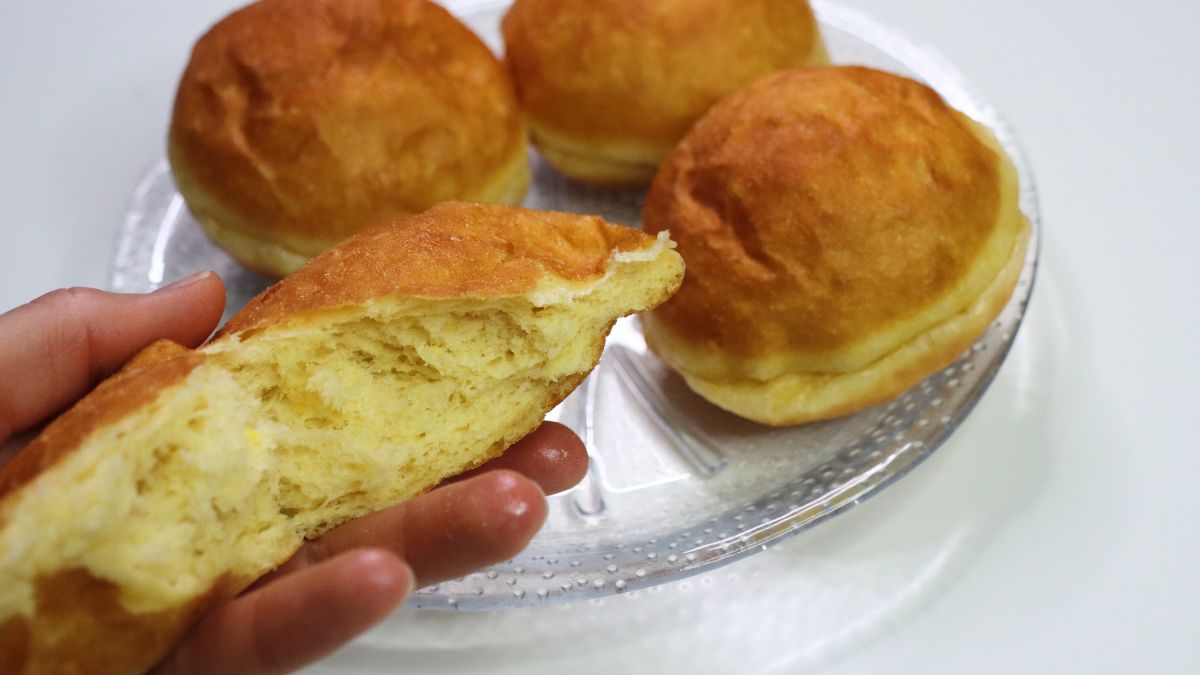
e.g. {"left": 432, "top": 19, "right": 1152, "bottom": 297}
{"left": 641, "top": 67, "right": 1030, "bottom": 425}
{"left": 169, "top": 0, "right": 531, "bottom": 277}
{"left": 0, "top": 203, "right": 684, "bottom": 674}
{"left": 501, "top": 0, "right": 827, "bottom": 186}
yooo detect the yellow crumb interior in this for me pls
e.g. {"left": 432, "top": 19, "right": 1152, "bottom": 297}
{"left": 220, "top": 296, "right": 606, "bottom": 536}
{"left": 0, "top": 243, "right": 682, "bottom": 618}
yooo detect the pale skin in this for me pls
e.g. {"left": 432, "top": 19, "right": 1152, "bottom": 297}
{"left": 0, "top": 271, "right": 589, "bottom": 674}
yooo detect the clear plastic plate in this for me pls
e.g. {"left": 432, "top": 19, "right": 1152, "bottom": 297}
{"left": 109, "top": 0, "right": 1039, "bottom": 613}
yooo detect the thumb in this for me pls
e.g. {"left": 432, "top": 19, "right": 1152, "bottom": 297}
{"left": 0, "top": 271, "right": 226, "bottom": 442}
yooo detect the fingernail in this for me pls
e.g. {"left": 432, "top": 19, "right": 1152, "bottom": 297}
{"left": 156, "top": 270, "right": 213, "bottom": 293}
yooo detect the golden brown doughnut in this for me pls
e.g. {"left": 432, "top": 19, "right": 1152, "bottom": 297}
{"left": 641, "top": 67, "right": 1031, "bottom": 425}
{"left": 169, "top": 0, "right": 530, "bottom": 277}
{"left": 501, "top": 0, "right": 827, "bottom": 186}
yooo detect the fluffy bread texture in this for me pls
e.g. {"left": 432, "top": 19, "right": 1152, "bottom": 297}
{"left": 642, "top": 67, "right": 1030, "bottom": 426}
{"left": 0, "top": 203, "right": 683, "bottom": 674}
{"left": 501, "top": 0, "right": 827, "bottom": 186}
{"left": 169, "top": 0, "right": 531, "bottom": 278}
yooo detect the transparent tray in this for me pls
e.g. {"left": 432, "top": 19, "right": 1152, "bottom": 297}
{"left": 109, "top": 0, "right": 1039, "bottom": 611}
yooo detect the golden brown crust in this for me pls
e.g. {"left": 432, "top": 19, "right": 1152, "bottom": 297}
{"left": 502, "top": 0, "right": 826, "bottom": 168}
{"left": 219, "top": 201, "right": 656, "bottom": 337}
{"left": 0, "top": 341, "right": 204, "bottom": 504}
{"left": 0, "top": 569, "right": 241, "bottom": 675}
{"left": 661, "top": 217, "right": 1031, "bottom": 425}
{"left": 644, "top": 67, "right": 1017, "bottom": 375}
{"left": 169, "top": 0, "right": 528, "bottom": 273}
{"left": 641, "top": 66, "right": 1029, "bottom": 424}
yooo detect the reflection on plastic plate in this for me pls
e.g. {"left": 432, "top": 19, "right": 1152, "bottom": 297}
{"left": 109, "top": 0, "right": 1039, "bottom": 619}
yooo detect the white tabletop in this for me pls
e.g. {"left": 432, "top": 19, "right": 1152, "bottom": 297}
{"left": 2, "top": 1, "right": 1198, "bottom": 673}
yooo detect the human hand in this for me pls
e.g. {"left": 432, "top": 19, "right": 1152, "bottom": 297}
{"left": 0, "top": 271, "right": 589, "bottom": 674}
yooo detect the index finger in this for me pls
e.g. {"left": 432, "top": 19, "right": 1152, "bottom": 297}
{"left": 447, "top": 421, "right": 588, "bottom": 495}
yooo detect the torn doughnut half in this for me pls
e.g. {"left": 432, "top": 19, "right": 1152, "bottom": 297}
{"left": 0, "top": 201, "right": 684, "bottom": 674}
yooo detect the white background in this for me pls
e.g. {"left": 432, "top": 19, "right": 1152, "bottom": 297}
{"left": 1, "top": 1, "right": 1198, "bottom": 673}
